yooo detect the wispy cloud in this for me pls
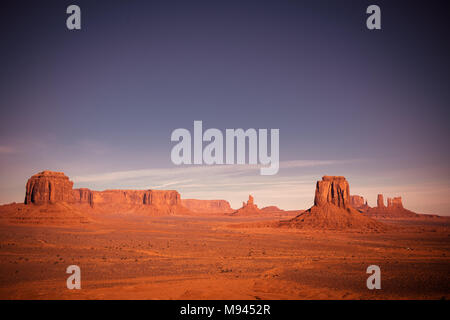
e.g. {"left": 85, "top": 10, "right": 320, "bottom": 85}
{"left": 0, "top": 146, "right": 16, "bottom": 154}
{"left": 72, "top": 159, "right": 359, "bottom": 184}
{"left": 279, "top": 159, "right": 359, "bottom": 168}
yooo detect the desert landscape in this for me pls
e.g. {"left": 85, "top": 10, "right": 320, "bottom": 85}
{"left": 0, "top": 171, "right": 448, "bottom": 300}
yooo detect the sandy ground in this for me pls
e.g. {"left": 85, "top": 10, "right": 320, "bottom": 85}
{"left": 0, "top": 214, "right": 448, "bottom": 300}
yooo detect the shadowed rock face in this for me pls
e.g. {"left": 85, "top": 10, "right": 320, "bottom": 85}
{"left": 314, "top": 176, "right": 350, "bottom": 209}
{"left": 73, "top": 188, "right": 94, "bottom": 207}
{"left": 24, "top": 171, "right": 186, "bottom": 215}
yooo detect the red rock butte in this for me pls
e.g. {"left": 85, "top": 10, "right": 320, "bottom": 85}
{"left": 283, "top": 176, "right": 386, "bottom": 231}
{"left": 365, "top": 193, "right": 421, "bottom": 219}
{"left": 347, "top": 192, "right": 439, "bottom": 219}
{"left": 230, "top": 195, "right": 264, "bottom": 216}
{"left": 314, "top": 176, "right": 350, "bottom": 208}
{"left": 24, "top": 170, "right": 188, "bottom": 215}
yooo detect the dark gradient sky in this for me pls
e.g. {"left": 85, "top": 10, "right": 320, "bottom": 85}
{"left": 0, "top": 0, "right": 449, "bottom": 213}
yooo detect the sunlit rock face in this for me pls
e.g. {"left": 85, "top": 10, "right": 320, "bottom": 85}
{"left": 24, "top": 170, "right": 187, "bottom": 215}
{"left": 314, "top": 176, "right": 350, "bottom": 209}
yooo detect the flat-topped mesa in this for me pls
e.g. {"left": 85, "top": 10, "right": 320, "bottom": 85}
{"left": 90, "top": 189, "right": 180, "bottom": 207}
{"left": 387, "top": 197, "right": 403, "bottom": 209}
{"left": 377, "top": 194, "right": 385, "bottom": 208}
{"left": 25, "top": 171, "right": 74, "bottom": 205}
{"left": 314, "top": 176, "right": 350, "bottom": 209}
{"left": 24, "top": 170, "right": 186, "bottom": 214}
{"left": 181, "top": 199, "right": 233, "bottom": 214}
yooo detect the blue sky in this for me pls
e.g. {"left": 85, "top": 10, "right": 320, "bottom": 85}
{"left": 0, "top": 1, "right": 449, "bottom": 214}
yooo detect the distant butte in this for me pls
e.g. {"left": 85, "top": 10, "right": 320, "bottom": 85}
{"left": 349, "top": 192, "right": 440, "bottom": 219}
{"left": 229, "top": 195, "right": 264, "bottom": 216}
{"left": 280, "top": 176, "right": 386, "bottom": 231}
{"left": 364, "top": 194, "right": 435, "bottom": 219}
{"left": 181, "top": 199, "right": 234, "bottom": 214}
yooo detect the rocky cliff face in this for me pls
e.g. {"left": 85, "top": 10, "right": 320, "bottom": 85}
{"left": 25, "top": 171, "right": 74, "bottom": 205}
{"left": 24, "top": 171, "right": 187, "bottom": 215}
{"left": 72, "top": 188, "right": 94, "bottom": 207}
{"left": 314, "top": 176, "right": 350, "bottom": 209}
{"left": 181, "top": 199, "right": 233, "bottom": 214}
{"left": 89, "top": 189, "right": 180, "bottom": 207}
{"left": 377, "top": 194, "right": 385, "bottom": 208}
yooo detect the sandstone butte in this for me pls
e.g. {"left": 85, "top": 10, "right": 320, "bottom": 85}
{"left": 23, "top": 170, "right": 190, "bottom": 215}
{"left": 364, "top": 194, "right": 429, "bottom": 219}
{"left": 229, "top": 195, "right": 263, "bottom": 216}
{"left": 281, "top": 176, "right": 387, "bottom": 231}
{"left": 348, "top": 192, "right": 439, "bottom": 219}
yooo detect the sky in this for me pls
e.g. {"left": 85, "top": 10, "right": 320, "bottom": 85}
{"left": 0, "top": 0, "right": 449, "bottom": 214}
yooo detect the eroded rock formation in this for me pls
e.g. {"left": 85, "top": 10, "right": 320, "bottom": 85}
{"left": 243, "top": 195, "right": 257, "bottom": 209}
{"left": 25, "top": 171, "right": 74, "bottom": 205}
{"left": 314, "top": 176, "right": 350, "bottom": 209}
{"left": 73, "top": 188, "right": 94, "bottom": 207}
{"left": 387, "top": 197, "right": 403, "bottom": 209}
{"left": 367, "top": 194, "right": 417, "bottom": 218}
{"left": 283, "top": 176, "right": 386, "bottom": 231}
{"left": 377, "top": 194, "right": 385, "bottom": 208}
{"left": 230, "top": 195, "right": 263, "bottom": 216}
{"left": 24, "top": 171, "right": 188, "bottom": 215}
{"left": 181, "top": 199, "right": 233, "bottom": 214}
